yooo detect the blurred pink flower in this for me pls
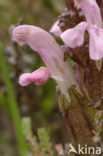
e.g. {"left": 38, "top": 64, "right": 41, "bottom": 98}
{"left": 55, "top": 144, "right": 64, "bottom": 154}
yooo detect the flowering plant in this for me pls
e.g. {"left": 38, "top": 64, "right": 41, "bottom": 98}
{"left": 12, "top": 0, "right": 103, "bottom": 155}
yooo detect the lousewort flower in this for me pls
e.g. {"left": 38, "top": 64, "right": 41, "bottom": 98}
{"left": 12, "top": 25, "right": 80, "bottom": 102}
{"left": 61, "top": 0, "right": 103, "bottom": 61}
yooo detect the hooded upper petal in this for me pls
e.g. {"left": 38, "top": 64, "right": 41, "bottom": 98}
{"left": 50, "top": 20, "right": 62, "bottom": 37}
{"left": 74, "top": 0, "right": 102, "bottom": 27}
{"left": 88, "top": 25, "right": 103, "bottom": 60}
{"left": 19, "top": 67, "right": 50, "bottom": 86}
{"left": 60, "top": 22, "right": 88, "bottom": 48}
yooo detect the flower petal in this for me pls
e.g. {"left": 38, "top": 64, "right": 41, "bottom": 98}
{"left": 74, "top": 0, "right": 102, "bottom": 27}
{"left": 50, "top": 20, "right": 62, "bottom": 37}
{"left": 19, "top": 67, "right": 50, "bottom": 86}
{"left": 88, "top": 25, "right": 103, "bottom": 60}
{"left": 61, "top": 22, "right": 88, "bottom": 48}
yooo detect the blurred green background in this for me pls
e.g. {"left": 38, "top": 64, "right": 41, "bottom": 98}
{"left": 0, "top": 0, "right": 69, "bottom": 155}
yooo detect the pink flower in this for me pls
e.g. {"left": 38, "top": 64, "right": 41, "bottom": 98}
{"left": 61, "top": 22, "right": 88, "bottom": 48}
{"left": 12, "top": 25, "right": 80, "bottom": 101}
{"left": 74, "top": 0, "right": 103, "bottom": 60}
{"left": 13, "top": 25, "right": 69, "bottom": 81}
{"left": 61, "top": 0, "right": 103, "bottom": 61}
{"left": 50, "top": 20, "right": 62, "bottom": 37}
{"left": 19, "top": 67, "right": 50, "bottom": 86}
